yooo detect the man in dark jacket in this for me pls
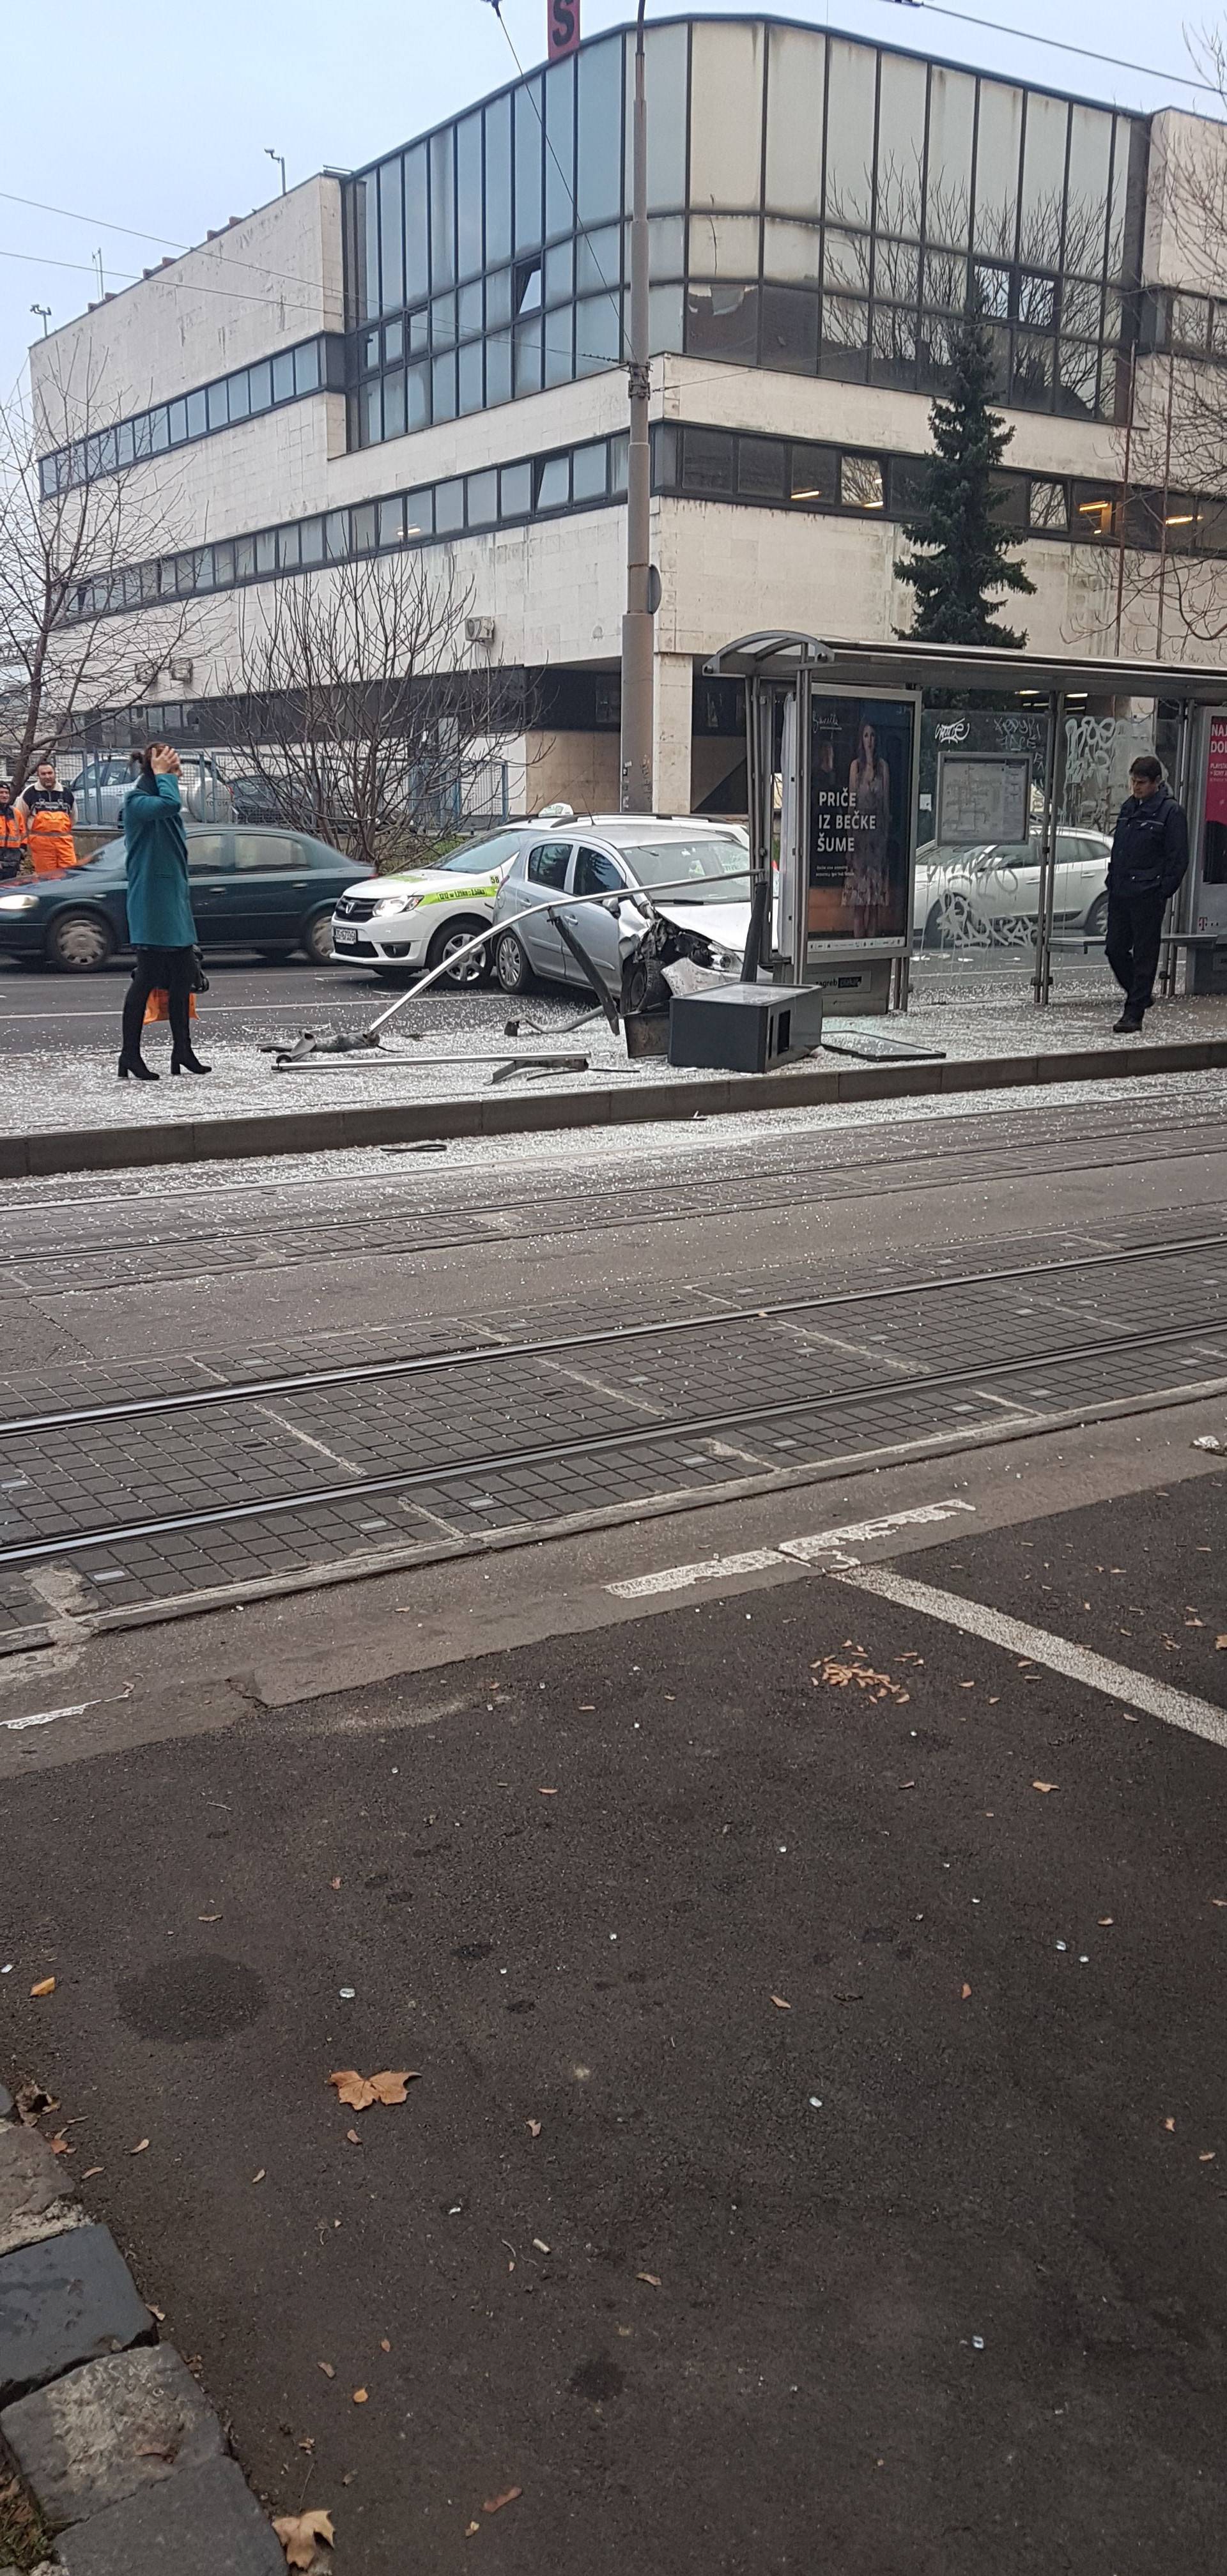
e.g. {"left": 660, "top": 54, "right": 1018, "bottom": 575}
{"left": 1104, "top": 756, "right": 1189, "bottom": 1034}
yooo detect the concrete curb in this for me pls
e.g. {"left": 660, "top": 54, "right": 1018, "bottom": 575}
{"left": 1, "top": 1034, "right": 1226, "bottom": 1178}
{"left": 0, "top": 2101, "right": 298, "bottom": 2572}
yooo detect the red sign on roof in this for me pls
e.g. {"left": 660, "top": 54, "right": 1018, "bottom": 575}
{"left": 548, "top": 0, "right": 580, "bottom": 61}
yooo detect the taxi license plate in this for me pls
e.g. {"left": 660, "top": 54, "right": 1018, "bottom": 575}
{"left": 334, "top": 923, "right": 357, "bottom": 944}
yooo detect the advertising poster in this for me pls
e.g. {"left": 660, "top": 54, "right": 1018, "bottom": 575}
{"left": 1198, "top": 713, "right": 1227, "bottom": 931}
{"left": 808, "top": 694, "right": 915, "bottom": 944}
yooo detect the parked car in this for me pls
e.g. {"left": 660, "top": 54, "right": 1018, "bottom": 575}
{"left": 489, "top": 818, "right": 752, "bottom": 995}
{"left": 331, "top": 827, "right": 544, "bottom": 983}
{"left": 0, "top": 825, "right": 366, "bottom": 971}
{"left": 913, "top": 830, "right": 1112, "bottom": 949}
{"left": 66, "top": 755, "right": 235, "bottom": 826}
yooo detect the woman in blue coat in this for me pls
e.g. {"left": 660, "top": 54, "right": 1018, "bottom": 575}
{"left": 120, "top": 745, "right": 210, "bottom": 1080}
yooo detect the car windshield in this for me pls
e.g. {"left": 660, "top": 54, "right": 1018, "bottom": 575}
{"left": 434, "top": 835, "right": 524, "bottom": 875}
{"left": 617, "top": 837, "right": 750, "bottom": 903}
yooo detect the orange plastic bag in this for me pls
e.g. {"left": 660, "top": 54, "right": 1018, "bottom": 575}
{"left": 143, "top": 990, "right": 197, "bottom": 1025}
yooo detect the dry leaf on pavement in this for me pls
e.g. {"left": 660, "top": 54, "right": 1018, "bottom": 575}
{"left": 131, "top": 2138, "right": 150, "bottom": 2155}
{"left": 961, "top": 1984, "right": 973, "bottom": 2000}
{"left": 318, "top": 2361, "right": 336, "bottom": 2379}
{"left": 273, "top": 2507, "right": 335, "bottom": 2567}
{"left": 1031, "top": 1781, "right": 1058, "bottom": 1794}
{"left": 1216, "top": 1634, "right": 1227, "bottom": 1650}
{"left": 636, "top": 2271, "right": 661, "bottom": 2286}
{"left": 29, "top": 1977, "right": 56, "bottom": 1998}
{"left": 771, "top": 1995, "right": 792, "bottom": 2010}
{"left": 482, "top": 2487, "right": 522, "bottom": 2515}
{"left": 351, "top": 2387, "right": 368, "bottom": 2404}
{"left": 526, "top": 2119, "right": 542, "bottom": 2138}
{"left": 327, "top": 2069, "right": 419, "bottom": 2112}
{"left": 1164, "top": 2117, "right": 1176, "bottom": 2132}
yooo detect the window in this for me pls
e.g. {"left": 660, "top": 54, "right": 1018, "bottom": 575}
{"left": 352, "top": 502, "right": 376, "bottom": 552}
{"left": 534, "top": 454, "right": 570, "bottom": 510}
{"left": 527, "top": 841, "right": 571, "bottom": 889}
{"left": 404, "top": 487, "right": 434, "bottom": 538}
{"left": 500, "top": 461, "right": 532, "bottom": 516}
{"left": 1071, "top": 481, "right": 1115, "bottom": 539}
{"left": 1029, "top": 477, "right": 1069, "bottom": 532}
{"left": 206, "top": 380, "right": 229, "bottom": 432}
{"left": 682, "top": 427, "right": 735, "bottom": 496}
{"left": 574, "top": 848, "right": 625, "bottom": 898}
{"left": 761, "top": 286, "right": 819, "bottom": 376}
{"left": 824, "top": 36, "right": 876, "bottom": 231}
{"left": 435, "top": 479, "right": 465, "bottom": 533}
{"left": 467, "top": 468, "right": 498, "bottom": 526}
{"left": 248, "top": 359, "right": 273, "bottom": 413}
{"left": 685, "top": 284, "right": 759, "bottom": 365}
{"left": 378, "top": 496, "right": 405, "bottom": 548}
{"left": 325, "top": 511, "right": 349, "bottom": 561}
{"left": 271, "top": 351, "right": 295, "bottom": 404}
{"left": 737, "top": 436, "right": 787, "bottom": 501}
{"left": 228, "top": 371, "right": 251, "bottom": 422}
{"left": 571, "top": 442, "right": 608, "bottom": 503}
{"left": 277, "top": 524, "right": 302, "bottom": 569}
{"left": 255, "top": 529, "right": 277, "bottom": 573}
{"left": 235, "top": 834, "right": 295, "bottom": 871}
{"left": 790, "top": 443, "right": 838, "bottom": 505}
{"left": 840, "top": 454, "right": 884, "bottom": 510}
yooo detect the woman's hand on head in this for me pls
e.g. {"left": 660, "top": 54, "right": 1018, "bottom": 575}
{"left": 150, "top": 747, "right": 181, "bottom": 777}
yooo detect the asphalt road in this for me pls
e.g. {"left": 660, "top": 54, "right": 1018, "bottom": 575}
{"left": 4, "top": 1469, "right": 1226, "bottom": 2575}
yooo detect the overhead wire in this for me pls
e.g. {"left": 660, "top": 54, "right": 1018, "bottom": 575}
{"left": 881, "top": 0, "right": 1223, "bottom": 102}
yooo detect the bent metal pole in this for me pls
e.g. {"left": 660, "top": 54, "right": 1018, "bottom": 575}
{"left": 346, "top": 866, "right": 755, "bottom": 1039}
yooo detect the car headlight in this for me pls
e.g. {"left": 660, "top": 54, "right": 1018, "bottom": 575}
{"left": 0, "top": 893, "right": 39, "bottom": 912}
{"left": 373, "top": 893, "right": 421, "bottom": 917}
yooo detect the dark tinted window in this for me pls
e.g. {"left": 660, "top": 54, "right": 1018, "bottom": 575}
{"left": 573, "top": 848, "right": 624, "bottom": 897}
{"left": 527, "top": 840, "right": 571, "bottom": 889}
{"left": 234, "top": 834, "right": 296, "bottom": 872}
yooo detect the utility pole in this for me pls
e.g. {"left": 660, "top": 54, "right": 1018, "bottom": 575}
{"left": 620, "top": 0, "right": 654, "bottom": 813}
{"left": 265, "top": 148, "right": 288, "bottom": 195}
{"left": 29, "top": 304, "right": 51, "bottom": 337}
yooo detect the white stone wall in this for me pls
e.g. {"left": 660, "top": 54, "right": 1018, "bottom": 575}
{"left": 29, "top": 180, "right": 343, "bottom": 434}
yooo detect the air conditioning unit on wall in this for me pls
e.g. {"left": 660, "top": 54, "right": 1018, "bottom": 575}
{"left": 465, "top": 615, "right": 495, "bottom": 645}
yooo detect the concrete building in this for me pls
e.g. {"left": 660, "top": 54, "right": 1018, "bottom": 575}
{"left": 31, "top": 12, "right": 1227, "bottom": 816}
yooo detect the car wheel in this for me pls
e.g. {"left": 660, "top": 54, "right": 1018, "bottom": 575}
{"left": 300, "top": 911, "right": 335, "bottom": 965}
{"left": 495, "top": 929, "right": 535, "bottom": 994}
{"left": 428, "top": 919, "right": 491, "bottom": 987}
{"left": 1085, "top": 893, "right": 1109, "bottom": 940}
{"left": 45, "top": 910, "right": 116, "bottom": 973}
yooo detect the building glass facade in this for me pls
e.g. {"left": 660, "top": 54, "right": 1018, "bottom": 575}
{"left": 343, "top": 13, "right": 1147, "bottom": 447}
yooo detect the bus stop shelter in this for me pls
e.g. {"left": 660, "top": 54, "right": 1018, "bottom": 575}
{"left": 706, "top": 633, "right": 1227, "bottom": 1011}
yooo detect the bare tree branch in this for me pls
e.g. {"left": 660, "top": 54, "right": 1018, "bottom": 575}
{"left": 219, "top": 548, "right": 531, "bottom": 871}
{"left": 0, "top": 348, "right": 195, "bottom": 784}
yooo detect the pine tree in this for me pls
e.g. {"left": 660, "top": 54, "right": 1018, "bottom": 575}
{"left": 895, "top": 303, "right": 1036, "bottom": 647}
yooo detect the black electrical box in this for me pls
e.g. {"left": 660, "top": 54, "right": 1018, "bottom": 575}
{"left": 667, "top": 983, "right": 824, "bottom": 1074}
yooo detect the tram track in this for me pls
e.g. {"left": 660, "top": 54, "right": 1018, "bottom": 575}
{"left": 3, "top": 1225, "right": 1225, "bottom": 1439}
{"left": 1, "top": 1108, "right": 1226, "bottom": 1300}
{"left": 0, "top": 1229, "right": 1220, "bottom": 1644}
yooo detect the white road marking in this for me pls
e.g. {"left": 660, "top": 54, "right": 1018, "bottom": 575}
{"left": 776, "top": 1501, "right": 976, "bottom": 1561}
{"left": 833, "top": 1565, "right": 1227, "bottom": 1751}
{"left": 605, "top": 1499, "right": 975, "bottom": 1600}
{"left": 1, "top": 1686, "right": 133, "bottom": 1735}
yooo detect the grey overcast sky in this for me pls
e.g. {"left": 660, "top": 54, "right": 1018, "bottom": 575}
{"left": 2, "top": 0, "right": 1217, "bottom": 402}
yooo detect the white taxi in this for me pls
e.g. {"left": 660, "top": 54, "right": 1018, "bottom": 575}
{"left": 330, "top": 826, "right": 539, "bottom": 983}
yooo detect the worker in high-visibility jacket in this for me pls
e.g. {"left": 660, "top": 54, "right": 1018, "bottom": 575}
{"left": 16, "top": 763, "right": 77, "bottom": 875}
{"left": 0, "top": 781, "right": 27, "bottom": 881}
